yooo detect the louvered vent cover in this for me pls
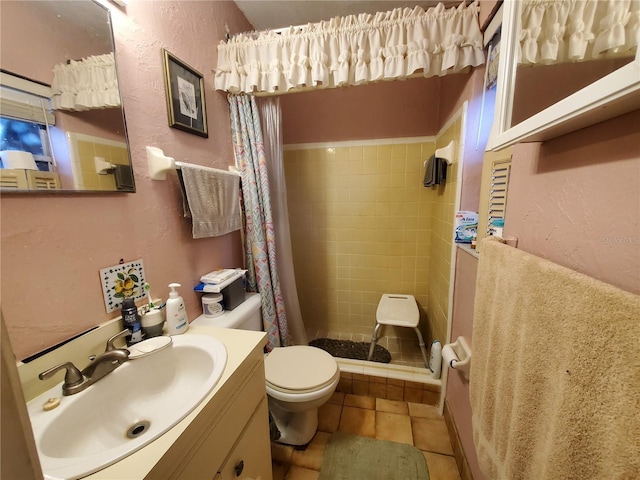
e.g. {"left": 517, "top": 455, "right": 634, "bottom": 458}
{"left": 487, "top": 158, "right": 511, "bottom": 234}
{"left": 0, "top": 169, "right": 28, "bottom": 189}
{"left": 27, "top": 171, "right": 60, "bottom": 190}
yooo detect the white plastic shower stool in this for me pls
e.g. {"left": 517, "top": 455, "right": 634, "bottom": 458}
{"left": 367, "top": 294, "right": 429, "bottom": 368}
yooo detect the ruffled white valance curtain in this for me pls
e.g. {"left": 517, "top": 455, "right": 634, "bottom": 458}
{"left": 519, "top": 0, "right": 640, "bottom": 66}
{"left": 51, "top": 53, "right": 121, "bottom": 110}
{"left": 215, "top": 1, "right": 484, "bottom": 94}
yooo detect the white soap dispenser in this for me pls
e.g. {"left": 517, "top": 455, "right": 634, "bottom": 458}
{"left": 166, "top": 283, "right": 189, "bottom": 335}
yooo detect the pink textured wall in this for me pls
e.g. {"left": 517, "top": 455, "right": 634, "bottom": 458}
{"left": 443, "top": 68, "right": 491, "bottom": 480}
{"left": 1, "top": 1, "right": 252, "bottom": 360}
{"left": 478, "top": 0, "right": 500, "bottom": 29}
{"left": 438, "top": 68, "right": 493, "bottom": 211}
{"left": 506, "top": 110, "right": 640, "bottom": 294}
{"left": 511, "top": 58, "right": 630, "bottom": 126}
{"left": 1, "top": 1, "right": 128, "bottom": 172}
{"left": 55, "top": 109, "right": 126, "bottom": 144}
{"left": 450, "top": 249, "right": 484, "bottom": 480}
{"left": 281, "top": 76, "right": 442, "bottom": 144}
{"left": 438, "top": 72, "right": 474, "bottom": 130}
{"left": 0, "top": 1, "right": 110, "bottom": 85}
{"left": 449, "top": 109, "right": 640, "bottom": 480}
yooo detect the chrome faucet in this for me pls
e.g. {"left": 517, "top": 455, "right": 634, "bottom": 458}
{"left": 39, "top": 330, "right": 130, "bottom": 396}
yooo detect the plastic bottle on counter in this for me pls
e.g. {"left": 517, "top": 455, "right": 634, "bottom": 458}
{"left": 166, "top": 283, "right": 189, "bottom": 335}
{"left": 429, "top": 340, "right": 442, "bottom": 379}
{"left": 492, "top": 218, "right": 505, "bottom": 238}
{"left": 121, "top": 297, "right": 143, "bottom": 345}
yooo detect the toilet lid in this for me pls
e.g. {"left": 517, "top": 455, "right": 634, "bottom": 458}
{"left": 265, "top": 346, "right": 338, "bottom": 392}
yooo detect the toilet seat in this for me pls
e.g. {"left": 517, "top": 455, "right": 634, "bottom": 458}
{"left": 265, "top": 346, "right": 339, "bottom": 394}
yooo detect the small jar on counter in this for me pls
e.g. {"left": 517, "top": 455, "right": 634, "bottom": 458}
{"left": 202, "top": 293, "right": 224, "bottom": 318}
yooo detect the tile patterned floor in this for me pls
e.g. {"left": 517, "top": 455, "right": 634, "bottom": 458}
{"left": 272, "top": 392, "right": 461, "bottom": 480}
{"left": 307, "top": 329, "right": 430, "bottom": 369}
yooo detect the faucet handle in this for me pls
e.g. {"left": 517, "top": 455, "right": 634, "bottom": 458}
{"left": 105, "top": 329, "right": 129, "bottom": 352}
{"left": 39, "top": 362, "right": 84, "bottom": 387}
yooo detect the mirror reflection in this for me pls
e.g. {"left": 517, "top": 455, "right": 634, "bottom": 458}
{"left": 509, "top": 1, "right": 638, "bottom": 129}
{"left": 0, "top": 0, "right": 134, "bottom": 193}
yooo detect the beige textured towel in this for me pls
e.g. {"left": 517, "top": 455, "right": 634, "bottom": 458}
{"left": 470, "top": 237, "right": 640, "bottom": 480}
{"left": 179, "top": 164, "right": 241, "bottom": 239}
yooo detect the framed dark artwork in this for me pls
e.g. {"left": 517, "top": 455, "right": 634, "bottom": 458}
{"left": 161, "top": 49, "right": 208, "bottom": 137}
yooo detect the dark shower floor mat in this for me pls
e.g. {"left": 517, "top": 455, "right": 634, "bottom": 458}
{"left": 309, "top": 338, "right": 391, "bottom": 363}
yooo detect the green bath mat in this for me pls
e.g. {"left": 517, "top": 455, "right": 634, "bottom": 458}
{"left": 319, "top": 432, "right": 429, "bottom": 480}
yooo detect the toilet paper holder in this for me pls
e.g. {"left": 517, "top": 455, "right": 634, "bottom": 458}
{"left": 443, "top": 336, "right": 472, "bottom": 380}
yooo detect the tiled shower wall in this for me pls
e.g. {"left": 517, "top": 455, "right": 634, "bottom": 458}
{"left": 284, "top": 139, "right": 437, "bottom": 341}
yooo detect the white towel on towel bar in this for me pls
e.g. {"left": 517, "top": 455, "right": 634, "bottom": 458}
{"left": 470, "top": 237, "right": 640, "bottom": 480}
{"left": 179, "top": 164, "right": 242, "bottom": 239}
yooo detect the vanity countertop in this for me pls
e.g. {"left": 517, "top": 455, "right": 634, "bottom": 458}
{"left": 85, "top": 325, "right": 266, "bottom": 479}
{"left": 27, "top": 326, "right": 267, "bottom": 480}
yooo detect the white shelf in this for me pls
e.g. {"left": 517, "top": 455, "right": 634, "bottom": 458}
{"left": 457, "top": 243, "right": 479, "bottom": 259}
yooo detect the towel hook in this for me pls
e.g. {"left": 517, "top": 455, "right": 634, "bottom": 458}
{"left": 435, "top": 140, "right": 456, "bottom": 165}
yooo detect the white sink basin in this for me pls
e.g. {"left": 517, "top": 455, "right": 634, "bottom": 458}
{"left": 27, "top": 334, "right": 227, "bottom": 479}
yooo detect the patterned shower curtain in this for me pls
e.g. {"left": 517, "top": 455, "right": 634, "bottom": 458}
{"left": 228, "top": 95, "right": 290, "bottom": 350}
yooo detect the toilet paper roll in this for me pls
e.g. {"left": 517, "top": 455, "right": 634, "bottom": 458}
{"left": 442, "top": 344, "right": 459, "bottom": 368}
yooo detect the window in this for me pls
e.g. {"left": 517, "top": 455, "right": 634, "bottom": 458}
{"left": 0, "top": 72, "right": 55, "bottom": 172}
{"left": 0, "top": 117, "right": 52, "bottom": 171}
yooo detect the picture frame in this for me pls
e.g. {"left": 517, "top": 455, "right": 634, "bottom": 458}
{"left": 161, "top": 48, "right": 208, "bottom": 137}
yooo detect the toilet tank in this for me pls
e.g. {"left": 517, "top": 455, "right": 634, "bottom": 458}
{"left": 192, "top": 292, "right": 262, "bottom": 331}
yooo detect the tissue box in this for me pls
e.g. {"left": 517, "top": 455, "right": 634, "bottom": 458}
{"left": 455, "top": 211, "right": 478, "bottom": 244}
{"left": 221, "top": 276, "right": 246, "bottom": 310}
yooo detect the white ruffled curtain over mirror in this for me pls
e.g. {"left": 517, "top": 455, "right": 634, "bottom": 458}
{"left": 228, "top": 95, "right": 293, "bottom": 350}
{"left": 518, "top": 0, "right": 639, "bottom": 66}
{"left": 215, "top": 2, "right": 484, "bottom": 94}
{"left": 51, "top": 53, "right": 121, "bottom": 111}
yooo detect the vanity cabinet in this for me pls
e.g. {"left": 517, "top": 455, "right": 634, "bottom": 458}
{"left": 216, "top": 399, "right": 271, "bottom": 480}
{"left": 146, "top": 343, "right": 272, "bottom": 480}
{"left": 79, "top": 327, "right": 272, "bottom": 480}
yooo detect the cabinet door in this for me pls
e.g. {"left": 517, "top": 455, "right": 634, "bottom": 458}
{"left": 171, "top": 360, "right": 267, "bottom": 480}
{"left": 218, "top": 398, "right": 272, "bottom": 480}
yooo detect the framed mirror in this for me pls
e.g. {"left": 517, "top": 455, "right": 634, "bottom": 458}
{"left": 0, "top": 0, "right": 134, "bottom": 193}
{"left": 487, "top": 1, "right": 640, "bottom": 151}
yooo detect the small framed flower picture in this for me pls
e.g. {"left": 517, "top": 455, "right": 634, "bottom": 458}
{"left": 99, "top": 259, "right": 147, "bottom": 313}
{"left": 161, "top": 48, "right": 208, "bottom": 137}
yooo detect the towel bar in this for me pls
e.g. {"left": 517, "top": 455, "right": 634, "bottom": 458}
{"left": 146, "top": 146, "right": 240, "bottom": 180}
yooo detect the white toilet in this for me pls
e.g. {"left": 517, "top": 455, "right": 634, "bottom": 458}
{"left": 192, "top": 293, "right": 339, "bottom": 446}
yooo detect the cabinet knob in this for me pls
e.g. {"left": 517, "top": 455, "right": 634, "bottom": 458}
{"left": 234, "top": 460, "right": 244, "bottom": 477}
